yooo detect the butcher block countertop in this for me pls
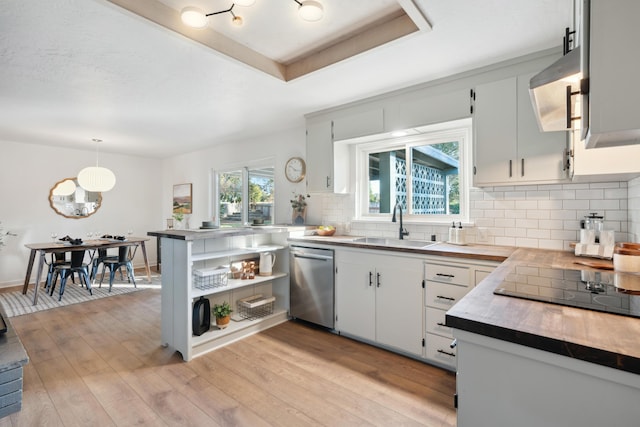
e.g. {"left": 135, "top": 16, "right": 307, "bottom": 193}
{"left": 447, "top": 248, "right": 640, "bottom": 375}
{"left": 290, "top": 234, "right": 639, "bottom": 375}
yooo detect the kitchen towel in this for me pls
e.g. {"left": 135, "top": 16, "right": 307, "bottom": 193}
{"left": 574, "top": 243, "right": 614, "bottom": 260}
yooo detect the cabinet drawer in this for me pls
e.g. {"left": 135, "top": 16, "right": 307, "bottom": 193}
{"left": 425, "top": 306, "right": 453, "bottom": 338}
{"left": 425, "top": 333, "right": 457, "bottom": 370}
{"left": 424, "top": 263, "right": 470, "bottom": 286}
{"left": 425, "top": 281, "right": 469, "bottom": 309}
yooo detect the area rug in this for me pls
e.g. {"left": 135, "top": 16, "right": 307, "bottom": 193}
{"left": 0, "top": 275, "right": 161, "bottom": 318}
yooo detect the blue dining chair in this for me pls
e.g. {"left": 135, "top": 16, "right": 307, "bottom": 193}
{"left": 50, "top": 250, "right": 92, "bottom": 301}
{"left": 99, "top": 246, "right": 136, "bottom": 291}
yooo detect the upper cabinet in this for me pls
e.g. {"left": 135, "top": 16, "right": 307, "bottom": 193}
{"left": 473, "top": 73, "right": 568, "bottom": 186}
{"left": 332, "top": 108, "right": 384, "bottom": 141}
{"left": 305, "top": 120, "right": 334, "bottom": 193}
{"left": 384, "top": 88, "right": 471, "bottom": 131}
{"left": 584, "top": 0, "right": 640, "bottom": 149}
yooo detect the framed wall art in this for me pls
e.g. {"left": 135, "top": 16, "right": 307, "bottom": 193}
{"left": 173, "top": 183, "right": 192, "bottom": 214}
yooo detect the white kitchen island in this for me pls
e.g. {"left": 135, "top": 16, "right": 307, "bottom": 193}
{"left": 148, "top": 227, "right": 290, "bottom": 361}
{"left": 447, "top": 248, "right": 640, "bottom": 426}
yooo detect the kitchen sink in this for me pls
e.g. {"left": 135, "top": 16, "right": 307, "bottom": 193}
{"left": 352, "top": 236, "right": 438, "bottom": 249}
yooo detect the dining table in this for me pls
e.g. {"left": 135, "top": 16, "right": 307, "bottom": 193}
{"left": 22, "top": 236, "right": 152, "bottom": 305}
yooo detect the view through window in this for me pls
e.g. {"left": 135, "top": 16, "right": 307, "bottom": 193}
{"left": 359, "top": 119, "right": 470, "bottom": 221}
{"left": 218, "top": 166, "right": 274, "bottom": 226}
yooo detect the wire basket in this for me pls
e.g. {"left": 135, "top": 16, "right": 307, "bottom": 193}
{"left": 237, "top": 294, "right": 275, "bottom": 320}
{"left": 193, "top": 266, "right": 229, "bottom": 290}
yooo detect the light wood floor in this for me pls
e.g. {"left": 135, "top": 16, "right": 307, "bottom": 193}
{"left": 4, "top": 288, "right": 456, "bottom": 426}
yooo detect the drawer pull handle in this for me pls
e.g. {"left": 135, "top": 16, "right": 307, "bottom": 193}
{"left": 377, "top": 272, "right": 381, "bottom": 287}
{"left": 436, "top": 295, "right": 456, "bottom": 301}
{"left": 436, "top": 273, "right": 455, "bottom": 278}
{"left": 436, "top": 322, "right": 447, "bottom": 327}
{"left": 369, "top": 271, "right": 372, "bottom": 287}
{"left": 437, "top": 349, "right": 456, "bottom": 357}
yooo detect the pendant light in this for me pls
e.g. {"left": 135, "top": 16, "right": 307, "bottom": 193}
{"left": 77, "top": 138, "right": 116, "bottom": 192}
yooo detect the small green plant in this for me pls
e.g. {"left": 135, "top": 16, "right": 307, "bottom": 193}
{"left": 173, "top": 211, "right": 184, "bottom": 223}
{"left": 212, "top": 301, "right": 232, "bottom": 318}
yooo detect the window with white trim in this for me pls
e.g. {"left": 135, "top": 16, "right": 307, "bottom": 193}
{"left": 354, "top": 118, "right": 471, "bottom": 223}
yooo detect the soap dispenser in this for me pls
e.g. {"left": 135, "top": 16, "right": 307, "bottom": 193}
{"left": 449, "top": 222, "right": 456, "bottom": 244}
{"left": 457, "top": 222, "right": 464, "bottom": 245}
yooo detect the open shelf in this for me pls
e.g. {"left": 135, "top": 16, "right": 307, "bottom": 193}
{"left": 191, "top": 245, "right": 285, "bottom": 262}
{"left": 190, "top": 309, "right": 289, "bottom": 358}
{"left": 191, "top": 272, "right": 288, "bottom": 299}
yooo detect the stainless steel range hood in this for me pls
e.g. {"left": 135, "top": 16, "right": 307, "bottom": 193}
{"left": 529, "top": 47, "right": 583, "bottom": 132}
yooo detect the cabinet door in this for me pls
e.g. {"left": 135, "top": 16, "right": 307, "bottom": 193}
{"left": 385, "top": 88, "right": 471, "bottom": 131}
{"left": 335, "top": 252, "right": 376, "bottom": 341}
{"left": 586, "top": 0, "right": 640, "bottom": 147}
{"left": 375, "top": 255, "right": 423, "bottom": 356}
{"left": 516, "top": 72, "right": 567, "bottom": 182}
{"left": 332, "top": 108, "right": 384, "bottom": 141}
{"left": 306, "top": 120, "right": 333, "bottom": 193}
{"left": 473, "top": 77, "right": 517, "bottom": 185}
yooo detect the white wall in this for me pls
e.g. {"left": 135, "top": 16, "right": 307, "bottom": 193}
{"left": 0, "top": 140, "right": 162, "bottom": 287}
{"left": 160, "top": 126, "right": 306, "bottom": 228}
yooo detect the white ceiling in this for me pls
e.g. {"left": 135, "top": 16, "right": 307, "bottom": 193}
{"left": 0, "top": 0, "right": 572, "bottom": 158}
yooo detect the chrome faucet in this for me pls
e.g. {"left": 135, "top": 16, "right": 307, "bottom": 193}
{"left": 391, "top": 202, "right": 409, "bottom": 240}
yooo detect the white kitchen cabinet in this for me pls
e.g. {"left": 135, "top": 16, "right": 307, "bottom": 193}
{"left": 332, "top": 108, "right": 384, "bottom": 141}
{"left": 454, "top": 329, "right": 640, "bottom": 427}
{"left": 305, "top": 120, "right": 350, "bottom": 194}
{"left": 305, "top": 120, "right": 334, "bottom": 193}
{"left": 335, "top": 249, "right": 424, "bottom": 356}
{"left": 423, "top": 258, "right": 497, "bottom": 370}
{"left": 584, "top": 0, "right": 640, "bottom": 149}
{"left": 384, "top": 88, "right": 471, "bottom": 131}
{"left": 473, "top": 74, "right": 568, "bottom": 186}
{"left": 571, "top": 127, "right": 640, "bottom": 181}
{"left": 159, "top": 230, "right": 290, "bottom": 361}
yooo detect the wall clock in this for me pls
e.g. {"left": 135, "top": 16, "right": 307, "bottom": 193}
{"left": 285, "top": 157, "right": 306, "bottom": 183}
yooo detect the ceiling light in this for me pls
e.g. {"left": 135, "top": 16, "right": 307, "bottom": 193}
{"left": 180, "top": 6, "right": 208, "bottom": 28}
{"left": 77, "top": 139, "right": 116, "bottom": 192}
{"left": 296, "top": 0, "right": 324, "bottom": 22}
{"left": 181, "top": 1, "right": 324, "bottom": 28}
{"left": 181, "top": 3, "right": 250, "bottom": 28}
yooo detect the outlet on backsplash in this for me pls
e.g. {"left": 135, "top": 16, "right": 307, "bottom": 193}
{"left": 477, "top": 227, "right": 489, "bottom": 243}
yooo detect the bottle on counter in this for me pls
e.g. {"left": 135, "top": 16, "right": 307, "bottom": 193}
{"left": 449, "top": 222, "right": 457, "bottom": 244}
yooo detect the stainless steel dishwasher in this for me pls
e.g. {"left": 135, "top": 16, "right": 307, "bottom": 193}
{"left": 290, "top": 245, "right": 335, "bottom": 328}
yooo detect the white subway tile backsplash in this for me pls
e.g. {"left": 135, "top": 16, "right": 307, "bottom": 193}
{"left": 550, "top": 190, "right": 576, "bottom": 200}
{"left": 605, "top": 188, "right": 627, "bottom": 199}
{"left": 526, "top": 210, "right": 551, "bottom": 220}
{"left": 589, "top": 199, "right": 620, "bottom": 210}
{"left": 576, "top": 189, "right": 604, "bottom": 199}
{"left": 323, "top": 180, "right": 635, "bottom": 249}
{"left": 563, "top": 200, "right": 590, "bottom": 210}
{"left": 538, "top": 200, "right": 564, "bottom": 210}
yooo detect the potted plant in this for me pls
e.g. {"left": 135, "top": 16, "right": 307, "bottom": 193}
{"left": 290, "top": 192, "right": 310, "bottom": 224}
{"left": 173, "top": 211, "right": 184, "bottom": 229}
{"left": 212, "top": 301, "right": 232, "bottom": 329}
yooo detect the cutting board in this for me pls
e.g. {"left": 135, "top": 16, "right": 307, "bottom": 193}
{"left": 573, "top": 260, "right": 614, "bottom": 270}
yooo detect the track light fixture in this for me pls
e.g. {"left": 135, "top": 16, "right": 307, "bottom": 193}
{"left": 180, "top": 0, "right": 323, "bottom": 29}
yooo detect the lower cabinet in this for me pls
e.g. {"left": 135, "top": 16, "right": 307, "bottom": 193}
{"left": 335, "top": 249, "right": 424, "bottom": 356}
{"left": 423, "top": 257, "right": 497, "bottom": 370}
{"left": 454, "top": 329, "right": 640, "bottom": 426}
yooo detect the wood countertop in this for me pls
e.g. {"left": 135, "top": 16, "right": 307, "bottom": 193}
{"left": 447, "top": 248, "right": 640, "bottom": 375}
{"left": 287, "top": 236, "right": 515, "bottom": 262}
{"left": 293, "top": 235, "right": 640, "bottom": 374}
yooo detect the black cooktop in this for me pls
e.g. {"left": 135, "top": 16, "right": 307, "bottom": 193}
{"left": 493, "top": 265, "right": 640, "bottom": 318}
